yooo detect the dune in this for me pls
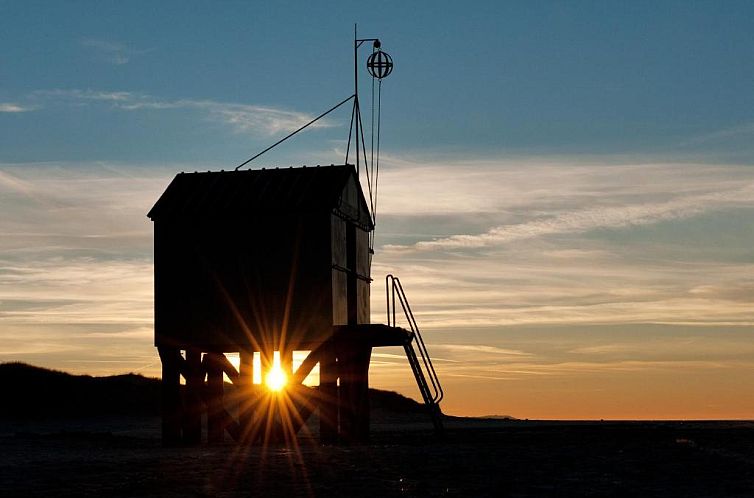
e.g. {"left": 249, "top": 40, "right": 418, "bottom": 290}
{"left": 0, "top": 362, "right": 428, "bottom": 420}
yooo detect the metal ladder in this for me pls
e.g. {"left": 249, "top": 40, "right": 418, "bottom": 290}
{"left": 386, "top": 274, "right": 444, "bottom": 434}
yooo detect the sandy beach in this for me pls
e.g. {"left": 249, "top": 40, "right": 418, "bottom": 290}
{"left": 3, "top": 417, "right": 754, "bottom": 497}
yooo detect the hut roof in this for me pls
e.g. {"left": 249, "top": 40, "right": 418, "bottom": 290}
{"left": 147, "top": 164, "right": 373, "bottom": 227}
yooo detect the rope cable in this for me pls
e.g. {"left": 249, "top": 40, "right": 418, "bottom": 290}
{"left": 359, "top": 104, "right": 375, "bottom": 257}
{"left": 345, "top": 100, "right": 356, "bottom": 165}
{"left": 235, "top": 94, "right": 355, "bottom": 171}
{"left": 356, "top": 99, "right": 371, "bottom": 196}
{"left": 368, "top": 79, "right": 383, "bottom": 253}
{"left": 369, "top": 71, "right": 376, "bottom": 253}
{"left": 370, "top": 47, "right": 376, "bottom": 191}
{"left": 357, "top": 101, "right": 373, "bottom": 216}
{"left": 374, "top": 78, "right": 382, "bottom": 225}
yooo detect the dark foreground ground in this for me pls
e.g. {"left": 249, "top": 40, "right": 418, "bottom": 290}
{"left": 2, "top": 417, "right": 754, "bottom": 497}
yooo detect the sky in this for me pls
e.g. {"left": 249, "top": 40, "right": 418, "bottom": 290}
{"left": 1, "top": 1, "right": 754, "bottom": 419}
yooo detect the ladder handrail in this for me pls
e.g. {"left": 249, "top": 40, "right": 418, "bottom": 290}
{"left": 385, "top": 274, "right": 444, "bottom": 404}
{"left": 394, "top": 279, "right": 443, "bottom": 405}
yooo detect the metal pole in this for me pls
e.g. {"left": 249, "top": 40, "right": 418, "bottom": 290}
{"left": 354, "top": 23, "right": 359, "bottom": 175}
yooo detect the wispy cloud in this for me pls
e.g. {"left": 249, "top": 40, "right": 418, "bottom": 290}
{"left": 33, "top": 89, "right": 332, "bottom": 136}
{"left": 372, "top": 352, "right": 460, "bottom": 363}
{"left": 681, "top": 122, "right": 754, "bottom": 147}
{"left": 435, "top": 344, "right": 532, "bottom": 356}
{"left": 377, "top": 157, "right": 754, "bottom": 252}
{"left": 0, "top": 103, "right": 35, "bottom": 113}
{"left": 569, "top": 338, "right": 754, "bottom": 358}
{"left": 375, "top": 156, "right": 754, "bottom": 215}
{"left": 370, "top": 157, "right": 754, "bottom": 329}
{"left": 80, "top": 38, "right": 151, "bottom": 65}
{"left": 480, "top": 359, "right": 736, "bottom": 377}
{"left": 3, "top": 158, "right": 754, "bottom": 416}
{"left": 386, "top": 185, "right": 754, "bottom": 252}
{"left": 0, "top": 162, "right": 167, "bottom": 374}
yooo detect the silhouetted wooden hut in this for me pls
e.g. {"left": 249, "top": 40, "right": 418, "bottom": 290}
{"left": 148, "top": 164, "right": 442, "bottom": 445}
{"left": 149, "top": 164, "right": 372, "bottom": 351}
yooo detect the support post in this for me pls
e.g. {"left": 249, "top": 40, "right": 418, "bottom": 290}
{"left": 183, "top": 348, "right": 203, "bottom": 445}
{"left": 206, "top": 353, "right": 224, "bottom": 444}
{"left": 260, "top": 348, "right": 273, "bottom": 386}
{"left": 259, "top": 348, "right": 280, "bottom": 443}
{"left": 319, "top": 340, "right": 339, "bottom": 443}
{"left": 281, "top": 348, "right": 293, "bottom": 377}
{"left": 239, "top": 350, "right": 255, "bottom": 443}
{"left": 351, "top": 345, "right": 372, "bottom": 442}
{"left": 338, "top": 343, "right": 372, "bottom": 443}
{"left": 158, "top": 347, "right": 182, "bottom": 446}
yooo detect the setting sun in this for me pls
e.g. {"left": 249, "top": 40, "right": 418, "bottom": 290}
{"left": 265, "top": 365, "right": 288, "bottom": 392}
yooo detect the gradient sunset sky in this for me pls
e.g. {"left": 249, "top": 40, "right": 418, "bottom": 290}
{"left": 2, "top": 1, "right": 754, "bottom": 419}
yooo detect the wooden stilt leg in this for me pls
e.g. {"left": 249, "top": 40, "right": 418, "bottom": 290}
{"left": 338, "top": 343, "right": 372, "bottom": 444}
{"left": 279, "top": 348, "right": 295, "bottom": 441}
{"left": 319, "top": 340, "right": 339, "bottom": 443}
{"left": 239, "top": 350, "right": 254, "bottom": 443}
{"left": 158, "top": 347, "right": 182, "bottom": 446}
{"left": 281, "top": 348, "right": 293, "bottom": 377}
{"left": 259, "top": 348, "right": 278, "bottom": 443}
{"left": 353, "top": 346, "right": 372, "bottom": 443}
{"left": 260, "top": 348, "right": 273, "bottom": 386}
{"left": 283, "top": 348, "right": 322, "bottom": 437}
{"left": 206, "top": 353, "right": 224, "bottom": 444}
{"left": 338, "top": 343, "right": 357, "bottom": 443}
{"left": 183, "top": 348, "right": 203, "bottom": 445}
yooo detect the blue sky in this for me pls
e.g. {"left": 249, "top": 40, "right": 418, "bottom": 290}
{"left": 4, "top": 1, "right": 754, "bottom": 163}
{"left": 1, "top": 1, "right": 754, "bottom": 418}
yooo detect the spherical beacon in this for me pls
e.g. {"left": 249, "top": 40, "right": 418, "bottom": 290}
{"left": 366, "top": 50, "right": 393, "bottom": 79}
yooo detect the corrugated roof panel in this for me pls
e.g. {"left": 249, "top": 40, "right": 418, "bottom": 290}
{"left": 147, "top": 164, "right": 368, "bottom": 223}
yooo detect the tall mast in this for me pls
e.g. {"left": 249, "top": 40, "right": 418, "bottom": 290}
{"left": 354, "top": 23, "right": 359, "bottom": 175}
